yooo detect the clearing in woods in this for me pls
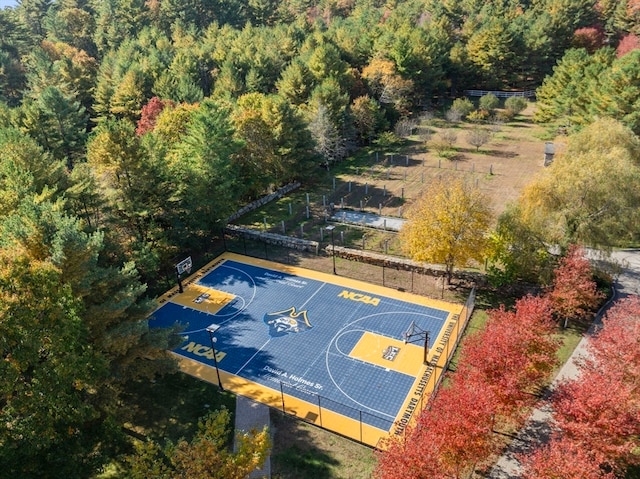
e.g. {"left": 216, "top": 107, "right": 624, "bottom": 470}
{"left": 265, "top": 105, "right": 560, "bottom": 478}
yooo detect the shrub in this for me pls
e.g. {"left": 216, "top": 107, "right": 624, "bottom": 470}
{"left": 445, "top": 108, "right": 463, "bottom": 122}
{"left": 505, "top": 96, "right": 528, "bottom": 115}
{"left": 495, "top": 109, "right": 515, "bottom": 122}
{"left": 467, "top": 109, "right": 490, "bottom": 123}
{"left": 451, "top": 97, "right": 474, "bottom": 118}
{"left": 479, "top": 93, "right": 499, "bottom": 112}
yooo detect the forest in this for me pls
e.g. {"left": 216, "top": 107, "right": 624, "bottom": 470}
{"left": 1, "top": 0, "right": 639, "bottom": 477}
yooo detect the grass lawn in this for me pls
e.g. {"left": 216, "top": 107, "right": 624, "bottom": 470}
{"left": 270, "top": 412, "right": 376, "bottom": 479}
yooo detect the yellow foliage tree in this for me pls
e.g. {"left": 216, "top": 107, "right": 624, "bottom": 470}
{"left": 399, "top": 176, "right": 493, "bottom": 283}
{"left": 517, "top": 118, "right": 640, "bottom": 248}
{"left": 125, "top": 408, "right": 271, "bottom": 479}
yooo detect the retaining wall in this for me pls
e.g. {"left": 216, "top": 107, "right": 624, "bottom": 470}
{"left": 225, "top": 224, "right": 319, "bottom": 254}
{"left": 227, "top": 182, "right": 301, "bottom": 223}
{"left": 325, "top": 245, "right": 488, "bottom": 286}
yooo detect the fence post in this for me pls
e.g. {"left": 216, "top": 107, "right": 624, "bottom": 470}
{"left": 280, "top": 382, "right": 286, "bottom": 413}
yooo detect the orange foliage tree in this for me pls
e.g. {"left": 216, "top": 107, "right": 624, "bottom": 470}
{"left": 548, "top": 245, "right": 604, "bottom": 327}
{"left": 521, "top": 296, "right": 640, "bottom": 478}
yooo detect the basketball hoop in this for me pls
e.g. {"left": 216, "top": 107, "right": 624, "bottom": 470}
{"left": 176, "top": 256, "right": 192, "bottom": 275}
{"left": 403, "top": 320, "right": 430, "bottom": 364}
{"left": 175, "top": 256, "right": 192, "bottom": 293}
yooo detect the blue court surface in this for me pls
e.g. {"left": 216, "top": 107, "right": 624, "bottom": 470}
{"left": 149, "top": 255, "right": 454, "bottom": 435}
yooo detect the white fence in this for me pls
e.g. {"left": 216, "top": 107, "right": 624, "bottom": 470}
{"left": 463, "top": 90, "right": 536, "bottom": 98}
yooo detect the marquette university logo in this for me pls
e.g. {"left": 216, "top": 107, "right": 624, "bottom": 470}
{"left": 263, "top": 307, "right": 312, "bottom": 337}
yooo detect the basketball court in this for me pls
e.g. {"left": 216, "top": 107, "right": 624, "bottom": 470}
{"left": 149, "top": 252, "right": 469, "bottom": 446}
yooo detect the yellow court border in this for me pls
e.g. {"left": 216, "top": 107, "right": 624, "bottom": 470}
{"left": 157, "top": 252, "right": 466, "bottom": 447}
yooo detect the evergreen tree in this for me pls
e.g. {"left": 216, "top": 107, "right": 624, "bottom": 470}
{"left": 276, "top": 59, "right": 314, "bottom": 105}
{"left": 589, "top": 49, "right": 640, "bottom": 134}
{"left": 164, "top": 99, "right": 242, "bottom": 248}
{"left": 0, "top": 126, "right": 67, "bottom": 214}
{"left": 0, "top": 245, "right": 116, "bottom": 478}
{"left": 17, "top": 86, "right": 88, "bottom": 169}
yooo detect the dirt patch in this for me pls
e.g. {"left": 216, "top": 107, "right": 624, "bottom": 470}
{"left": 235, "top": 106, "right": 562, "bottom": 258}
{"left": 336, "top": 106, "right": 555, "bottom": 219}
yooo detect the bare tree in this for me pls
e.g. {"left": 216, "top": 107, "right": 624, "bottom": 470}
{"left": 395, "top": 117, "right": 418, "bottom": 137}
{"left": 309, "top": 104, "right": 346, "bottom": 169}
{"left": 440, "top": 128, "right": 458, "bottom": 148}
{"left": 466, "top": 127, "right": 491, "bottom": 151}
{"left": 445, "top": 108, "right": 462, "bottom": 123}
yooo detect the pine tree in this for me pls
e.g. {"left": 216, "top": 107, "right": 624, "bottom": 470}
{"left": 17, "top": 86, "right": 88, "bottom": 169}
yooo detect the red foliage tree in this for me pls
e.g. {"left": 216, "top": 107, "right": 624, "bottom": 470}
{"left": 588, "top": 296, "right": 640, "bottom": 381}
{"left": 375, "top": 374, "right": 497, "bottom": 479}
{"left": 457, "top": 295, "right": 559, "bottom": 422}
{"left": 617, "top": 34, "right": 640, "bottom": 57}
{"left": 136, "top": 97, "right": 174, "bottom": 136}
{"left": 522, "top": 297, "right": 640, "bottom": 477}
{"left": 521, "top": 437, "right": 615, "bottom": 479}
{"left": 552, "top": 368, "right": 640, "bottom": 468}
{"left": 376, "top": 295, "right": 561, "bottom": 478}
{"left": 548, "top": 245, "right": 603, "bottom": 327}
{"left": 572, "top": 26, "right": 606, "bottom": 53}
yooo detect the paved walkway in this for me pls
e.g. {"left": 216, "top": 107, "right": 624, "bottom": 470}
{"left": 234, "top": 395, "right": 271, "bottom": 478}
{"left": 487, "top": 249, "right": 640, "bottom": 478}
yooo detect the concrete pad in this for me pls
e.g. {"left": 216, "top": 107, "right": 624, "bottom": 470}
{"left": 235, "top": 395, "right": 271, "bottom": 478}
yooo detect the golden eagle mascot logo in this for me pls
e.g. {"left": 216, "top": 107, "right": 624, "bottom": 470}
{"left": 263, "top": 307, "right": 312, "bottom": 338}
